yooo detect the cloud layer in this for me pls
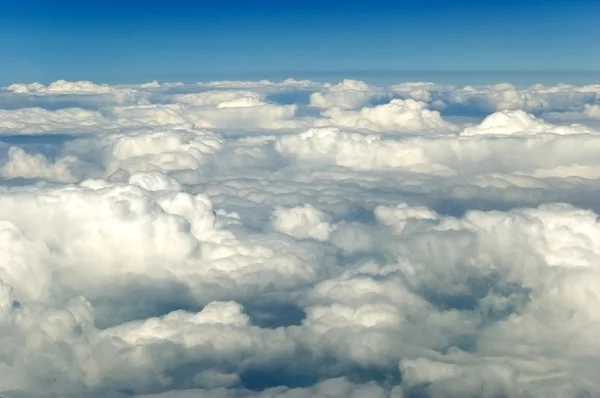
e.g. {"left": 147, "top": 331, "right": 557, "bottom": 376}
{"left": 1, "top": 78, "right": 600, "bottom": 397}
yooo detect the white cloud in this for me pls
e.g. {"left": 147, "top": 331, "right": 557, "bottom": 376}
{"left": 391, "top": 82, "right": 448, "bottom": 103}
{"left": 104, "top": 127, "right": 223, "bottom": 176}
{"left": 584, "top": 103, "right": 600, "bottom": 118}
{"left": 106, "top": 97, "right": 301, "bottom": 131}
{"left": 316, "top": 99, "right": 458, "bottom": 133}
{"left": 1, "top": 78, "right": 600, "bottom": 397}
{"left": 275, "top": 127, "right": 456, "bottom": 175}
{"left": 462, "top": 109, "right": 599, "bottom": 136}
{"left": 7, "top": 80, "right": 117, "bottom": 94}
{"left": 128, "top": 171, "right": 182, "bottom": 192}
{"left": 1, "top": 146, "right": 78, "bottom": 182}
{"left": 438, "top": 83, "right": 599, "bottom": 114}
{"left": 170, "top": 90, "right": 265, "bottom": 107}
{"left": 309, "top": 79, "right": 390, "bottom": 110}
{"left": 4, "top": 80, "right": 142, "bottom": 109}
{"left": 0, "top": 107, "right": 106, "bottom": 134}
{"left": 271, "top": 204, "right": 334, "bottom": 241}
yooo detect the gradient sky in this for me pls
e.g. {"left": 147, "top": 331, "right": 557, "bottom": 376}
{"left": 0, "top": 0, "right": 599, "bottom": 85}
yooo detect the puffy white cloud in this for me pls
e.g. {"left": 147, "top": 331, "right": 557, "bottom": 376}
{"left": 0, "top": 107, "right": 106, "bottom": 134}
{"left": 0, "top": 183, "right": 324, "bottom": 295}
{"left": 128, "top": 171, "right": 182, "bottom": 192}
{"left": 4, "top": 80, "right": 143, "bottom": 110}
{"left": 1, "top": 78, "right": 600, "bottom": 398}
{"left": 0, "top": 85, "right": 305, "bottom": 135}
{"left": 1, "top": 146, "right": 78, "bottom": 182}
{"left": 7, "top": 80, "right": 117, "bottom": 95}
{"left": 0, "top": 126, "right": 223, "bottom": 182}
{"left": 391, "top": 82, "right": 447, "bottom": 103}
{"left": 105, "top": 97, "right": 300, "bottom": 131}
{"left": 374, "top": 203, "right": 439, "bottom": 234}
{"left": 171, "top": 90, "right": 265, "bottom": 107}
{"left": 0, "top": 220, "right": 52, "bottom": 302}
{"left": 309, "top": 79, "right": 390, "bottom": 110}
{"left": 438, "top": 83, "right": 599, "bottom": 114}
{"left": 462, "top": 109, "right": 599, "bottom": 136}
{"left": 275, "top": 127, "right": 455, "bottom": 175}
{"left": 316, "top": 99, "right": 457, "bottom": 133}
{"left": 104, "top": 127, "right": 223, "bottom": 177}
{"left": 0, "top": 102, "right": 299, "bottom": 135}
{"left": 271, "top": 204, "right": 334, "bottom": 241}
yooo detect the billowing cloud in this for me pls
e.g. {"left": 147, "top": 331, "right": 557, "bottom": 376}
{"left": 316, "top": 99, "right": 458, "bottom": 133}
{"left": 1, "top": 146, "right": 79, "bottom": 182}
{"left": 436, "top": 83, "right": 599, "bottom": 114}
{"left": 275, "top": 127, "right": 456, "bottom": 175}
{"left": 0, "top": 78, "right": 600, "bottom": 398}
{"left": 270, "top": 204, "right": 335, "bottom": 241}
{"left": 462, "top": 109, "right": 599, "bottom": 136}
{"left": 0, "top": 100, "right": 302, "bottom": 136}
{"left": 0, "top": 107, "right": 107, "bottom": 133}
{"left": 309, "top": 79, "right": 390, "bottom": 110}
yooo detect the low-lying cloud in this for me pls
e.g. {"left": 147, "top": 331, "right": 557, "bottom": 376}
{"left": 1, "top": 78, "right": 600, "bottom": 397}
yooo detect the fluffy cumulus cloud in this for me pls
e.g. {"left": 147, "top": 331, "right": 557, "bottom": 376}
{"left": 270, "top": 204, "right": 335, "bottom": 241}
{"left": 0, "top": 107, "right": 107, "bottom": 133}
{"left": 7, "top": 80, "right": 119, "bottom": 94}
{"left": 309, "top": 79, "right": 391, "bottom": 109}
{"left": 3, "top": 80, "right": 144, "bottom": 109}
{"left": 462, "top": 109, "right": 598, "bottom": 136}
{"left": 316, "top": 99, "right": 458, "bottom": 133}
{"left": 1, "top": 146, "right": 79, "bottom": 182}
{"left": 431, "top": 83, "right": 600, "bottom": 114}
{"left": 1, "top": 78, "right": 600, "bottom": 398}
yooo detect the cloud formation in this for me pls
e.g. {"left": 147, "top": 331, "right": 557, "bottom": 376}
{"left": 316, "top": 99, "right": 457, "bottom": 133}
{"left": 1, "top": 78, "right": 600, "bottom": 397}
{"left": 462, "top": 109, "right": 598, "bottom": 136}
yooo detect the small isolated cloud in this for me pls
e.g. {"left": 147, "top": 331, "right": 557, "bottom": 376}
{"left": 0, "top": 78, "right": 600, "bottom": 398}
{"left": 5, "top": 80, "right": 143, "bottom": 108}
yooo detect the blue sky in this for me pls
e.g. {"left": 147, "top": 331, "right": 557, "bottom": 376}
{"left": 0, "top": 0, "right": 599, "bottom": 85}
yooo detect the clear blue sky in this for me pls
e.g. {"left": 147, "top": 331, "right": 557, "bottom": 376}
{"left": 0, "top": 0, "right": 598, "bottom": 85}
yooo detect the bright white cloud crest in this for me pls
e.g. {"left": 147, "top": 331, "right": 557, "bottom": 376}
{"left": 1, "top": 78, "right": 600, "bottom": 397}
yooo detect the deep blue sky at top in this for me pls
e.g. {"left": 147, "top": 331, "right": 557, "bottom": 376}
{"left": 0, "top": 0, "right": 598, "bottom": 85}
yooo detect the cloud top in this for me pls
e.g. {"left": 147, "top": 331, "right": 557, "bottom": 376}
{"left": 0, "top": 78, "right": 599, "bottom": 397}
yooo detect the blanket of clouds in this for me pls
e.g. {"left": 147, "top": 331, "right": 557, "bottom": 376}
{"left": 0, "top": 77, "right": 600, "bottom": 397}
